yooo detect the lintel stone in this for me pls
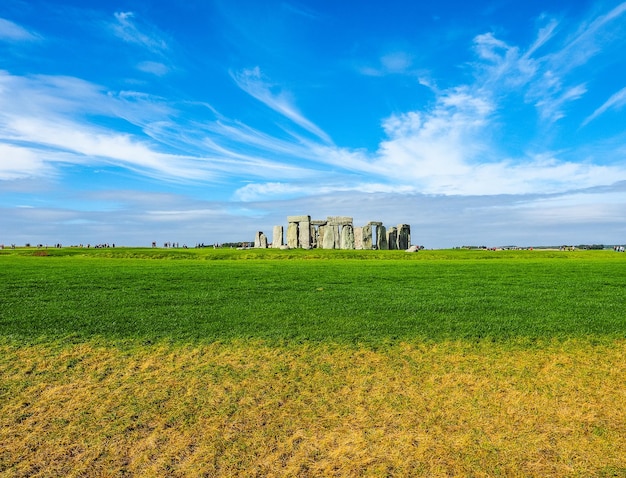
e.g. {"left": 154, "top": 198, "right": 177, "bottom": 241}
{"left": 287, "top": 215, "right": 311, "bottom": 223}
{"left": 327, "top": 216, "right": 353, "bottom": 225}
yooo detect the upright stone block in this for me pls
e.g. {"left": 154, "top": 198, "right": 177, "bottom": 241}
{"left": 287, "top": 222, "right": 299, "bottom": 249}
{"left": 341, "top": 224, "right": 355, "bottom": 249}
{"left": 397, "top": 224, "right": 411, "bottom": 250}
{"left": 259, "top": 232, "right": 268, "bottom": 248}
{"left": 318, "top": 225, "right": 327, "bottom": 249}
{"left": 254, "top": 231, "right": 264, "bottom": 248}
{"left": 387, "top": 227, "right": 398, "bottom": 250}
{"left": 322, "top": 225, "right": 336, "bottom": 249}
{"left": 377, "top": 225, "right": 388, "bottom": 250}
{"left": 272, "top": 226, "right": 283, "bottom": 248}
{"left": 362, "top": 224, "right": 373, "bottom": 250}
{"left": 299, "top": 220, "right": 311, "bottom": 249}
{"left": 311, "top": 220, "right": 325, "bottom": 249}
{"left": 354, "top": 226, "right": 363, "bottom": 249}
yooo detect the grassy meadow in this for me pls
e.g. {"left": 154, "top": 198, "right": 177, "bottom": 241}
{"left": 1, "top": 247, "right": 625, "bottom": 476}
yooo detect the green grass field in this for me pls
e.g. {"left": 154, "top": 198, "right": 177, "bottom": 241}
{"left": 1, "top": 248, "right": 625, "bottom": 476}
{"left": 1, "top": 247, "right": 625, "bottom": 343}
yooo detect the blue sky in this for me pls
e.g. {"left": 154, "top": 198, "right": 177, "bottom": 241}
{"left": 1, "top": 0, "right": 625, "bottom": 248}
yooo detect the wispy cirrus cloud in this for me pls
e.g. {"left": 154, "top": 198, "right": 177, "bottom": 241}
{"left": 111, "top": 11, "right": 169, "bottom": 54}
{"left": 0, "top": 144, "right": 52, "bottom": 179}
{"left": 359, "top": 51, "right": 417, "bottom": 77}
{"left": 231, "top": 66, "right": 332, "bottom": 144}
{"left": 0, "top": 71, "right": 324, "bottom": 183}
{"left": 0, "top": 17, "right": 40, "bottom": 42}
{"left": 137, "top": 60, "right": 170, "bottom": 76}
{"left": 582, "top": 86, "right": 626, "bottom": 126}
{"left": 552, "top": 1, "right": 626, "bottom": 71}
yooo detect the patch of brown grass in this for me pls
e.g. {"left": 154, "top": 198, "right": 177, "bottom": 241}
{"left": 1, "top": 339, "right": 625, "bottom": 477}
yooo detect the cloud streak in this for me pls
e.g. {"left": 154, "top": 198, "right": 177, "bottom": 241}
{"left": 231, "top": 67, "right": 332, "bottom": 144}
{"left": 111, "top": 11, "right": 169, "bottom": 54}
{"left": 0, "top": 18, "right": 39, "bottom": 42}
{"left": 582, "top": 86, "right": 626, "bottom": 126}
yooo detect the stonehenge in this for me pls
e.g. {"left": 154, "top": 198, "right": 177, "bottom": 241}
{"left": 255, "top": 215, "right": 411, "bottom": 250}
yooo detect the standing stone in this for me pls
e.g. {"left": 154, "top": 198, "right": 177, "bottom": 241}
{"left": 341, "top": 224, "right": 355, "bottom": 249}
{"left": 311, "top": 221, "right": 326, "bottom": 249}
{"left": 387, "top": 227, "right": 398, "bottom": 250}
{"left": 354, "top": 226, "right": 363, "bottom": 249}
{"left": 287, "top": 222, "right": 299, "bottom": 248}
{"left": 397, "top": 224, "right": 411, "bottom": 250}
{"left": 322, "top": 225, "right": 336, "bottom": 249}
{"left": 254, "top": 231, "right": 264, "bottom": 248}
{"left": 362, "top": 224, "right": 373, "bottom": 250}
{"left": 299, "top": 220, "right": 311, "bottom": 249}
{"left": 318, "top": 225, "right": 326, "bottom": 249}
{"left": 272, "top": 226, "right": 283, "bottom": 248}
{"left": 377, "top": 225, "right": 388, "bottom": 250}
{"left": 259, "top": 233, "right": 268, "bottom": 248}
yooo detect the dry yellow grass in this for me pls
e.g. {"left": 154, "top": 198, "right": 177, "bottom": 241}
{"left": 1, "top": 339, "right": 625, "bottom": 477}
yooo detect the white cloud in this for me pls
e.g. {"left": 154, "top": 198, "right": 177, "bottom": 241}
{"left": 0, "top": 18, "right": 39, "bottom": 42}
{"left": 0, "top": 144, "right": 52, "bottom": 179}
{"left": 137, "top": 61, "right": 170, "bottom": 76}
{"left": 582, "top": 86, "right": 626, "bottom": 126}
{"left": 534, "top": 83, "right": 587, "bottom": 123}
{"left": 233, "top": 180, "right": 413, "bottom": 202}
{"left": 111, "top": 11, "right": 169, "bottom": 54}
{"left": 380, "top": 52, "right": 413, "bottom": 73}
{"left": 372, "top": 87, "right": 493, "bottom": 189}
{"left": 358, "top": 51, "right": 418, "bottom": 77}
{"left": 231, "top": 67, "right": 332, "bottom": 144}
{"left": 553, "top": 1, "right": 626, "bottom": 71}
{"left": 0, "top": 71, "right": 329, "bottom": 183}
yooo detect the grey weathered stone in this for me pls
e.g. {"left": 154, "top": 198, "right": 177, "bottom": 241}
{"left": 287, "top": 215, "right": 310, "bottom": 223}
{"left": 354, "top": 226, "right": 363, "bottom": 249}
{"left": 322, "top": 225, "right": 336, "bottom": 249}
{"left": 327, "top": 216, "right": 353, "bottom": 226}
{"left": 368, "top": 221, "right": 383, "bottom": 226}
{"left": 259, "top": 233, "right": 268, "bottom": 249}
{"left": 341, "top": 224, "right": 355, "bottom": 249}
{"left": 406, "top": 245, "right": 419, "bottom": 252}
{"left": 318, "top": 225, "right": 327, "bottom": 249}
{"left": 377, "top": 225, "right": 388, "bottom": 250}
{"left": 397, "top": 224, "right": 411, "bottom": 250}
{"left": 387, "top": 227, "right": 398, "bottom": 250}
{"left": 272, "top": 226, "right": 283, "bottom": 248}
{"left": 362, "top": 224, "right": 373, "bottom": 250}
{"left": 299, "top": 220, "right": 311, "bottom": 249}
{"left": 287, "top": 222, "right": 299, "bottom": 248}
{"left": 310, "top": 224, "right": 318, "bottom": 248}
{"left": 311, "top": 220, "right": 327, "bottom": 226}
{"left": 254, "top": 231, "right": 262, "bottom": 248}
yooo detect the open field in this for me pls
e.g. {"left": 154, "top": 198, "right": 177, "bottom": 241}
{"left": 1, "top": 248, "right": 625, "bottom": 476}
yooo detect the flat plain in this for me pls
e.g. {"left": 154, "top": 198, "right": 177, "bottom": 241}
{"left": 1, "top": 248, "right": 625, "bottom": 476}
